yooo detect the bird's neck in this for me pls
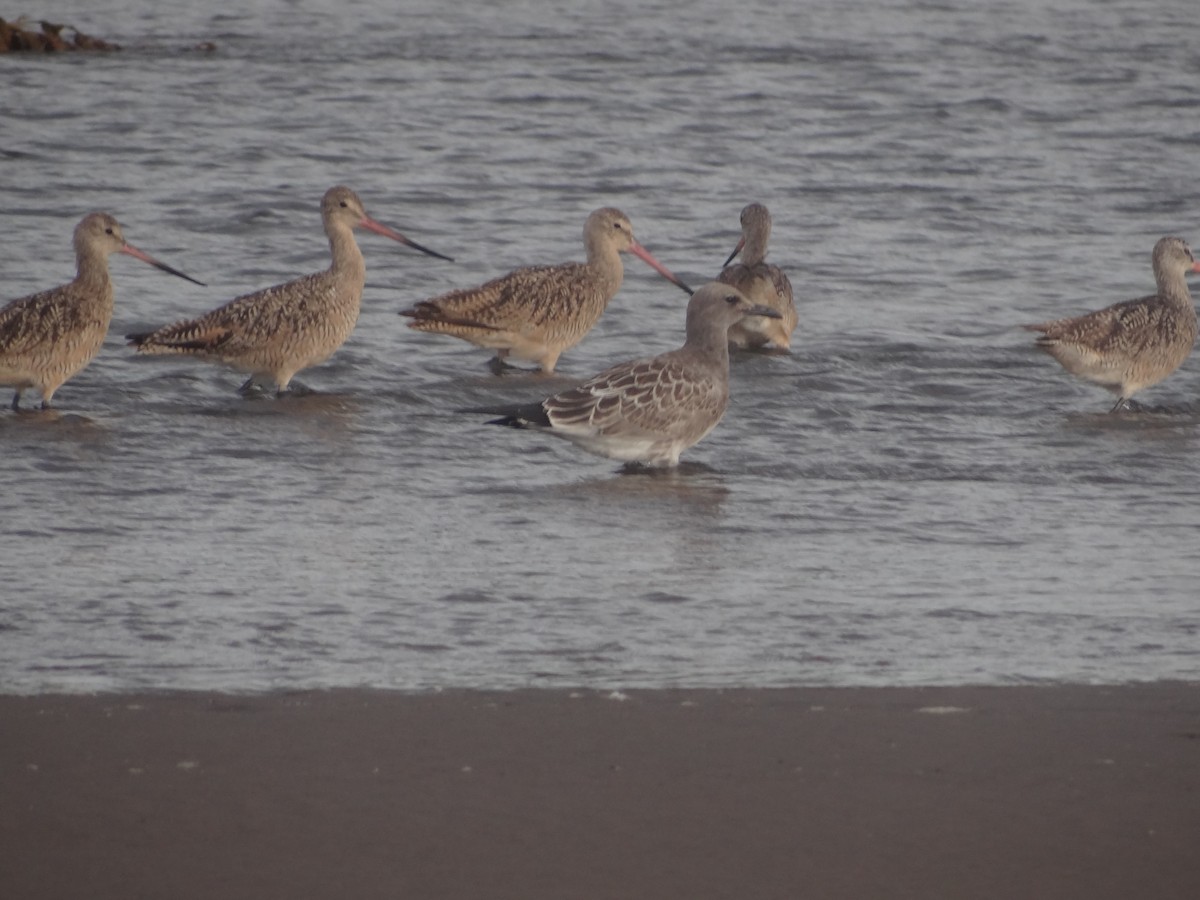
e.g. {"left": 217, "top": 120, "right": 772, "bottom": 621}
{"left": 741, "top": 233, "right": 769, "bottom": 267}
{"left": 328, "top": 226, "right": 366, "bottom": 278}
{"left": 1157, "top": 269, "right": 1195, "bottom": 307}
{"left": 74, "top": 247, "right": 113, "bottom": 293}
{"left": 683, "top": 322, "right": 732, "bottom": 366}
{"left": 584, "top": 242, "right": 624, "bottom": 294}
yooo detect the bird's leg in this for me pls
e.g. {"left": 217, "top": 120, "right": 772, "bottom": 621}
{"left": 1110, "top": 396, "right": 1129, "bottom": 413}
{"left": 237, "top": 376, "right": 257, "bottom": 395}
{"left": 10, "top": 391, "right": 20, "bottom": 412}
{"left": 488, "top": 350, "right": 520, "bottom": 376}
{"left": 277, "top": 381, "right": 312, "bottom": 398}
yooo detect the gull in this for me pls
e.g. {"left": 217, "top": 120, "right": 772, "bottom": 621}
{"left": 475, "top": 282, "right": 781, "bottom": 466}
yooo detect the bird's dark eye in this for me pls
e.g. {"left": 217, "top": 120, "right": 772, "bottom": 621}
{"left": 339, "top": 201, "right": 348, "bottom": 208}
{"left": 725, "top": 295, "right": 740, "bottom": 305}
{"left": 105, "top": 227, "right": 114, "bottom": 235}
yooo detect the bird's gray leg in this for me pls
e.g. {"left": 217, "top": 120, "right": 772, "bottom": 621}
{"left": 488, "top": 350, "right": 520, "bottom": 375}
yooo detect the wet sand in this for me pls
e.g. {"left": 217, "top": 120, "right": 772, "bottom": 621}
{"left": 2, "top": 684, "right": 1198, "bottom": 899}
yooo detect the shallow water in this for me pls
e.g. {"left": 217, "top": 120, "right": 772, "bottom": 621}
{"left": 2, "top": 0, "right": 1199, "bottom": 692}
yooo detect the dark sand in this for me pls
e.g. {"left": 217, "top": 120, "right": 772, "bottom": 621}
{"left": 2, "top": 684, "right": 1198, "bottom": 899}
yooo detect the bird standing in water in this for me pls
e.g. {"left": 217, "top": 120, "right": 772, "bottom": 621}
{"left": 1024, "top": 236, "right": 1200, "bottom": 412}
{"left": 128, "top": 185, "right": 451, "bottom": 394}
{"left": 476, "top": 282, "right": 781, "bottom": 467}
{"left": 402, "top": 207, "right": 692, "bottom": 374}
{"left": 716, "top": 202, "right": 797, "bottom": 351}
{"left": 1, "top": 212, "right": 202, "bottom": 411}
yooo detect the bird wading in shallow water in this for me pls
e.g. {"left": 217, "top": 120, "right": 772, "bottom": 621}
{"left": 401, "top": 207, "right": 692, "bottom": 374}
{"left": 716, "top": 202, "right": 797, "bottom": 351}
{"left": 128, "top": 185, "right": 451, "bottom": 395}
{"left": 1024, "top": 236, "right": 1200, "bottom": 412}
{"left": 472, "top": 282, "right": 781, "bottom": 467}
{"left": 1, "top": 212, "right": 203, "bottom": 411}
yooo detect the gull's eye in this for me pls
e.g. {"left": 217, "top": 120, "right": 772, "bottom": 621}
{"left": 105, "top": 227, "right": 114, "bottom": 235}
{"left": 725, "top": 295, "right": 740, "bottom": 305}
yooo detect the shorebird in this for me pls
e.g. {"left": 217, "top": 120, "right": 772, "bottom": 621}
{"left": 1024, "top": 236, "right": 1200, "bottom": 412}
{"left": 401, "top": 207, "right": 693, "bottom": 373}
{"left": 128, "top": 185, "right": 451, "bottom": 394}
{"left": 474, "top": 282, "right": 781, "bottom": 467}
{"left": 716, "top": 202, "right": 797, "bottom": 351}
{"left": 0, "top": 212, "right": 202, "bottom": 411}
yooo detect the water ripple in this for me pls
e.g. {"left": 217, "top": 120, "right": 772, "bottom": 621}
{"left": 3, "top": 0, "right": 1200, "bottom": 693}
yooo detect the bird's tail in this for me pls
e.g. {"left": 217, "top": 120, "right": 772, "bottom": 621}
{"left": 458, "top": 400, "right": 551, "bottom": 428}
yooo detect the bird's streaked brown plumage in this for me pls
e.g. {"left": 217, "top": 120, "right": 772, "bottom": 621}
{"left": 401, "top": 207, "right": 692, "bottom": 373}
{"left": 0, "top": 212, "right": 201, "bottom": 411}
{"left": 128, "top": 185, "right": 450, "bottom": 394}
{"left": 1025, "top": 236, "right": 1200, "bottom": 412}
{"left": 478, "top": 282, "right": 782, "bottom": 466}
{"left": 716, "top": 203, "right": 797, "bottom": 350}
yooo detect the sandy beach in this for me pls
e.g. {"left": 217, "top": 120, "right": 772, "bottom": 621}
{"left": 2, "top": 684, "right": 1197, "bottom": 899}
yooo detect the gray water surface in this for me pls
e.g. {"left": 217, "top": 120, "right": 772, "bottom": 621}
{"left": 2, "top": 0, "right": 1199, "bottom": 692}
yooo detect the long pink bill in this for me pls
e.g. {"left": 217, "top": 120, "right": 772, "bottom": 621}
{"left": 121, "top": 243, "right": 206, "bottom": 286}
{"left": 722, "top": 236, "right": 747, "bottom": 268}
{"left": 628, "top": 240, "right": 694, "bottom": 296}
{"left": 360, "top": 216, "right": 454, "bottom": 262}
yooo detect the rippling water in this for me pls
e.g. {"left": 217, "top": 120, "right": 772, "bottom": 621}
{"left": 2, "top": 0, "right": 1199, "bottom": 692}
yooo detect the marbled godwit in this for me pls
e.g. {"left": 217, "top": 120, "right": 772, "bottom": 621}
{"left": 475, "top": 282, "right": 782, "bottom": 467}
{"left": 1024, "top": 236, "right": 1200, "bottom": 412}
{"left": 127, "top": 185, "right": 451, "bottom": 394}
{"left": 716, "top": 202, "right": 797, "bottom": 351}
{"left": 401, "top": 207, "right": 692, "bottom": 374}
{"left": 0, "top": 212, "right": 202, "bottom": 411}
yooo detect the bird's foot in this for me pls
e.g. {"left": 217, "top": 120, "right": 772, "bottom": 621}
{"left": 275, "top": 381, "right": 315, "bottom": 399}
{"left": 488, "top": 356, "right": 537, "bottom": 376}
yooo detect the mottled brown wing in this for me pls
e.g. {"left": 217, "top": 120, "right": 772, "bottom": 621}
{"left": 140, "top": 274, "right": 332, "bottom": 354}
{"left": 407, "top": 264, "right": 592, "bottom": 332}
{"left": 1031, "top": 294, "right": 1161, "bottom": 355}
{"left": 0, "top": 290, "right": 96, "bottom": 356}
{"left": 545, "top": 354, "right": 725, "bottom": 438}
{"left": 715, "top": 263, "right": 751, "bottom": 292}
{"left": 769, "top": 264, "right": 794, "bottom": 309}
